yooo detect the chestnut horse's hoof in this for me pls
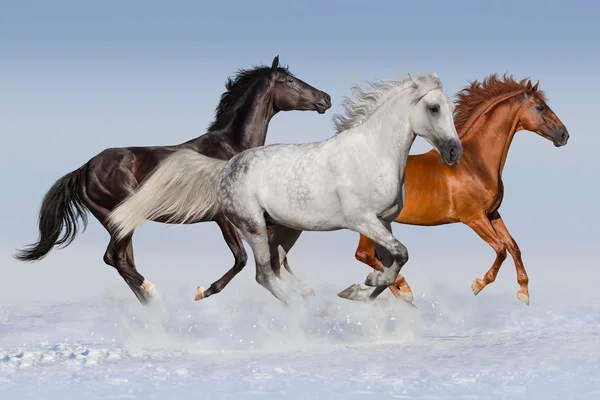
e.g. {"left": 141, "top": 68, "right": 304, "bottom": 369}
{"left": 389, "top": 285, "right": 413, "bottom": 302}
{"left": 398, "top": 289, "right": 414, "bottom": 303}
{"left": 517, "top": 292, "right": 530, "bottom": 306}
{"left": 194, "top": 286, "right": 207, "bottom": 301}
{"left": 471, "top": 278, "right": 485, "bottom": 296}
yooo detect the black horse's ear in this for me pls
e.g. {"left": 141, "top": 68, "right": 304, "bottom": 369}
{"left": 271, "top": 55, "right": 279, "bottom": 71}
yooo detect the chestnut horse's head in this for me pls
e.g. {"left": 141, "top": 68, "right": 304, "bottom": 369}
{"left": 516, "top": 80, "right": 569, "bottom": 147}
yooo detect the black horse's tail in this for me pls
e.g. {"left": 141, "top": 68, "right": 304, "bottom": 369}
{"left": 14, "top": 167, "right": 89, "bottom": 262}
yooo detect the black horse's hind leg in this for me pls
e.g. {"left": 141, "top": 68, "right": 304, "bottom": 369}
{"left": 82, "top": 184, "right": 156, "bottom": 305}
{"left": 103, "top": 234, "right": 155, "bottom": 304}
{"left": 194, "top": 215, "right": 248, "bottom": 301}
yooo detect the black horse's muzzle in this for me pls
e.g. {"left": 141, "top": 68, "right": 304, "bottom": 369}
{"left": 314, "top": 92, "right": 332, "bottom": 114}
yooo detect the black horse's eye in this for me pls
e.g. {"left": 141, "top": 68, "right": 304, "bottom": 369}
{"left": 429, "top": 105, "right": 440, "bottom": 114}
{"left": 287, "top": 77, "right": 294, "bottom": 83}
{"left": 536, "top": 104, "right": 544, "bottom": 112}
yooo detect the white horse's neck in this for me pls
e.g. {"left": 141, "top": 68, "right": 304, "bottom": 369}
{"left": 339, "top": 89, "right": 416, "bottom": 169}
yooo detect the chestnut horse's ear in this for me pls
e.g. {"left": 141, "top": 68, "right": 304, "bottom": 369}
{"left": 525, "top": 80, "right": 533, "bottom": 94}
{"left": 532, "top": 81, "right": 539, "bottom": 91}
{"left": 271, "top": 55, "right": 280, "bottom": 71}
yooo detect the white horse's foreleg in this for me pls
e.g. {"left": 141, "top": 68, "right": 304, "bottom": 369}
{"left": 352, "top": 218, "right": 408, "bottom": 286}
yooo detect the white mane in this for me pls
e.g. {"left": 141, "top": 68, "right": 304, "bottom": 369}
{"left": 331, "top": 74, "right": 442, "bottom": 134}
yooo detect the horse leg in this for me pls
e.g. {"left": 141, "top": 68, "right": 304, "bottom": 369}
{"left": 338, "top": 219, "right": 409, "bottom": 302}
{"left": 81, "top": 186, "right": 156, "bottom": 305}
{"left": 103, "top": 233, "right": 156, "bottom": 304}
{"left": 194, "top": 216, "right": 248, "bottom": 301}
{"left": 236, "top": 216, "right": 291, "bottom": 305}
{"left": 351, "top": 233, "right": 413, "bottom": 301}
{"left": 489, "top": 212, "right": 530, "bottom": 305}
{"left": 268, "top": 226, "right": 315, "bottom": 298}
{"left": 467, "top": 215, "right": 508, "bottom": 298}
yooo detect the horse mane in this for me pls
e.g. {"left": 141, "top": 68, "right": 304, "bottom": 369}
{"left": 332, "top": 74, "right": 442, "bottom": 134}
{"left": 207, "top": 65, "right": 293, "bottom": 131}
{"left": 454, "top": 73, "right": 548, "bottom": 137}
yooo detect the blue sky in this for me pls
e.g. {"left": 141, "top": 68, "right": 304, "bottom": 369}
{"left": 0, "top": 0, "right": 598, "bottom": 303}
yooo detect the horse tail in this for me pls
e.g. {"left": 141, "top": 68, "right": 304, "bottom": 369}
{"left": 107, "top": 149, "right": 228, "bottom": 241}
{"left": 14, "top": 167, "right": 88, "bottom": 262}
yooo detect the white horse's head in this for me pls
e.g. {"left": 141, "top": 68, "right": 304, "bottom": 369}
{"left": 408, "top": 73, "right": 463, "bottom": 165}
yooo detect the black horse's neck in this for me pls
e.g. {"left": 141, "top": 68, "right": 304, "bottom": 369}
{"left": 182, "top": 68, "right": 278, "bottom": 154}
{"left": 222, "top": 78, "right": 278, "bottom": 151}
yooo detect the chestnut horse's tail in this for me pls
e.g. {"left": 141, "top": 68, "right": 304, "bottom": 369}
{"left": 14, "top": 168, "right": 88, "bottom": 262}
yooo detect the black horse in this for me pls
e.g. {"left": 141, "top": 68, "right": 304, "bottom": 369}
{"left": 15, "top": 56, "right": 332, "bottom": 304}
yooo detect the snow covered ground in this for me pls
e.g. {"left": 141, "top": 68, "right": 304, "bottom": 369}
{"left": 1, "top": 273, "right": 598, "bottom": 399}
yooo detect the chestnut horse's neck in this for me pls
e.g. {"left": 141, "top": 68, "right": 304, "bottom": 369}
{"left": 459, "top": 94, "right": 523, "bottom": 182}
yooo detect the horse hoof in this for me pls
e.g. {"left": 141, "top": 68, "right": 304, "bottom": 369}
{"left": 517, "top": 292, "right": 530, "bottom": 306}
{"left": 471, "top": 279, "right": 484, "bottom": 296}
{"left": 398, "top": 290, "right": 414, "bottom": 302}
{"left": 337, "top": 284, "right": 361, "bottom": 300}
{"left": 194, "top": 286, "right": 206, "bottom": 301}
{"left": 364, "top": 271, "right": 382, "bottom": 287}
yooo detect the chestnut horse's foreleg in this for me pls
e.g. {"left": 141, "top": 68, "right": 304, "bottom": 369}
{"left": 466, "top": 216, "right": 508, "bottom": 298}
{"left": 351, "top": 233, "right": 413, "bottom": 302}
{"left": 194, "top": 216, "right": 247, "bottom": 301}
{"left": 489, "top": 212, "right": 530, "bottom": 305}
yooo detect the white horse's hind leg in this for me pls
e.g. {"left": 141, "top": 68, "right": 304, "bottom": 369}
{"left": 269, "top": 226, "right": 315, "bottom": 298}
{"left": 236, "top": 218, "right": 292, "bottom": 305}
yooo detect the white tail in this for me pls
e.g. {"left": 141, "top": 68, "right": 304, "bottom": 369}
{"left": 107, "top": 149, "right": 228, "bottom": 240}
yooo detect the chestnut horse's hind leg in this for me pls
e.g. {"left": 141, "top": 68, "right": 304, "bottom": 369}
{"left": 465, "top": 215, "right": 510, "bottom": 300}
{"left": 489, "top": 212, "right": 530, "bottom": 305}
{"left": 195, "top": 215, "right": 248, "bottom": 301}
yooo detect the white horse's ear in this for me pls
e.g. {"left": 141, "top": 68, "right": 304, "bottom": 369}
{"left": 408, "top": 73, "right": 418, "bottom": 87}
{"left": 433, "top": 72, "right": 439, "bottom": 78}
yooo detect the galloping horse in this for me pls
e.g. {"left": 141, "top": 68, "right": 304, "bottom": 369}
{"left": 15, "top": 56, "right": 332, "bottom": 304}
{"left": 107, "top": 73, "right": 463, "bottom": 304}
{"left": 340, "top": 74, "right": 569, "bottom": 305}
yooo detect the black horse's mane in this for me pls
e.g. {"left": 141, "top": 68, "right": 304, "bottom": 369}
{"left": 207, "top": 65, "right": 292, "bottom": 131}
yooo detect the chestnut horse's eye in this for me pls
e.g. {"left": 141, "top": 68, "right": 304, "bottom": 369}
{"left": 536, "top": 104, "right": 545, "bottom": 112}
{"left": 429, "top": 105, "right": 440, "bottom": 114}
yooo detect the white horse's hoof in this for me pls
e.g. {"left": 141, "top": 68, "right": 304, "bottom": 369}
{"left": 517, "top": 292, "right": 530, "bottom": 306}
{"left": 337, "top": 284, "right": 361, "bottom": 300}
{"left": 194, "top": 286, "right": 206, "bottom": 301}
{"left": 365, "top": 271, "right": 382, "bottom": 287}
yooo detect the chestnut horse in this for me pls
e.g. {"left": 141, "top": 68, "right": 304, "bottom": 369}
{"left": 14, "top": 56, "right": 331, "bottom": 304}
{"left": 339, "top": 74, "right": 569, "bottom": 305}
